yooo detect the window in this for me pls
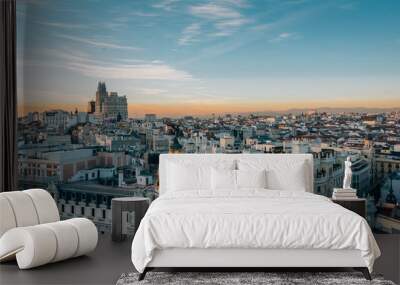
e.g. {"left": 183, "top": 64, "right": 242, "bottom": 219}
{"left": 102, "top": 209, "right": 106, "bottom": 219}
{"left": 71, "top": 205, "right": 74, "bottom": 214}
{"left": 92, "top": 208, "right": 95, "bottom": 217}
{"left": 61, "top": 204, "right": 64, "bottom": 212}
{"left": 81, "top": 207, "right": 84, "bottom": 215}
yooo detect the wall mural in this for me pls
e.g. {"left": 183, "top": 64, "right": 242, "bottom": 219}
{"left": 16, "top": 0, "right": 400, "bottom": 234}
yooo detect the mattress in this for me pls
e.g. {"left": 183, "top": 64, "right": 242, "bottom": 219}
{"left": 131, "top": 190, "right": 380, "bottom": 273}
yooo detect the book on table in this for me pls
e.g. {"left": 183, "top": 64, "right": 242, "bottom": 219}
{"left": 332, "top": 188, "right": 358, "bottom": 199}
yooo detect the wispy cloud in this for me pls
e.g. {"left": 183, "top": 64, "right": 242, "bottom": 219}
{"left": 41, "top": 49, "right": 193, "bottom": 81}
{"left": 102, "top": 22, "right": 129, "bottom": 31}
{"left": 220, "top": 0, "right": 250, "bottom": 8}
{"left": 269, "top": 32, "right": 300, "bottom": 42}
{"left": 152, "top": 0, "right": 180, "bottom": 11}
{"left": 37, "top": 21, "right": 87, "bottom": 29}
{"left": 135, "top": 88, "right": 168, "bottom": 96}
{"left": 129, "top": 11, "right": 158, "bottom": 17}
{"left": 188, "top": 2, "right": 250, "bottom": 38}
{"left": 38, "top": 19, "right": 129, "bottom": 32}
{"left": 189, "top": 3, "right": 241, "bottom": 19}
{"left": 281, "top": 0, "right": 310, "bottom": 5}
{"left": 214, "top": 18, "right": 251, "bottom": 36}
{"left": 180, "top": 3, "right": 322, "bottom": 66}
{"left": 116, "top": 58, "right": 147, "bottom": 64}
{"left": 178, "top": 23, "right": 202, "bottom": 45}
{"left": 68, "top": 61, "right": 193, "bottom": 81}
{"left": 250, "top": 23, "right": 273, "bottom": 31}
{"left": 56, "top": 34, "right": 140, "bottom": 50}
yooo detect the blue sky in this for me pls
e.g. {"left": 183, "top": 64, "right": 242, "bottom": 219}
{"left": 17, "top": 0, "right": 400, "bottom": 116}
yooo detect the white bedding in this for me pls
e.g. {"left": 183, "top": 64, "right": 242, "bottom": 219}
{"left": 131, "top": 190, "right": 380, "bottom": 273}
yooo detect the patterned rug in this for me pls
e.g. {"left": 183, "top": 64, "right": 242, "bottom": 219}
{"left": 116, "top": 271, "right": 396, "bottom": 285}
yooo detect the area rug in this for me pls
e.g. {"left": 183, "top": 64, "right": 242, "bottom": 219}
{"left": 116, "top": 271, "right": 396, "bottom": 285}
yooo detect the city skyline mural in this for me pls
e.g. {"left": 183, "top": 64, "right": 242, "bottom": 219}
{"left": 17, "top": 0, "right": 400, "bottom": 117}
{"left": 16, "top": 0, "right": 400, "bottom": 235}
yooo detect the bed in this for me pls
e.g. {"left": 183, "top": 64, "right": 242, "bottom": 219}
{"left": 131, "top": 154, "right": 380, "bottom": 280}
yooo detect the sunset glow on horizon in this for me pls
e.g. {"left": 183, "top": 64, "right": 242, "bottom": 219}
{"left": 20, "top": 98, "right": 400, "bottom": 118}
{"left": 17, "top": 0, "right": 400, "bottom": 114}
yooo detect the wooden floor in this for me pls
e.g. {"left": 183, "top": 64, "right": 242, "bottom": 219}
{"left": 0, "top": 234, "right": 399, "bottom": 285}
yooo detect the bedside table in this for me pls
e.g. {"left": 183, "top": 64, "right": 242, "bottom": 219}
{"left": 332, "top": 198, "right": 366, "bottom": 218}
{"left": 111, "top": 197, "right": 150, "bottom": 242}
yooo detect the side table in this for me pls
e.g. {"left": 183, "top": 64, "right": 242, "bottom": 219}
{"left": 332, "top": 198, "right": 367, "bottom": 218}
{"left": 111, "top": 197, "right": 150, "bottom": 242}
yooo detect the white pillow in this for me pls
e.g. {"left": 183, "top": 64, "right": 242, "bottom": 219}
{"left": 238, "top": 158, "right": 308, "bottom": 192}
{"left": 167, "top": 162, "right": 211, "bottom": 191}
{"left": 236, "top": 169, "right": 267, "bottom": 189}
{"left": 211, "top": 168, "right": 236, "bottom": 191}
{"left": 265, "top": 162, "right": 307, "bottom": 191}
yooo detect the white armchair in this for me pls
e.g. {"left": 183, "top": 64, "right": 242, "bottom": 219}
{"left": 0, "top": 189, "right": 98, "bottom": 269}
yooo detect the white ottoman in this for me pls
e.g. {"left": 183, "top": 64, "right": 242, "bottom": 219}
{"left": 0, "top": 218, "right": 98, "bottom": 269}
{"left": 0, "top": 189, "right": 98, "bottom": 269}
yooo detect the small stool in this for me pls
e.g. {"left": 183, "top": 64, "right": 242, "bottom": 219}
{"left": 111, "top": 197, "right": 150, "bottom": 242}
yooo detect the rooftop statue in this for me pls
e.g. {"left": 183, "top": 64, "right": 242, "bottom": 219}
{"left": 343, "top": 156, "right": 353, "bottom": 189}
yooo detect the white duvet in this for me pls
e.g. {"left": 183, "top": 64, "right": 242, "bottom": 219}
{"left": 131, "top": 190, "right": 380, "bottom": 273}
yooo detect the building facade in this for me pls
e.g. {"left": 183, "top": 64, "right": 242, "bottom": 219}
{"left": 94, "top": 82, "right": 128, "bottom": 120}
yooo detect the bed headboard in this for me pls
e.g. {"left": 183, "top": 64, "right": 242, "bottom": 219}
{"left": 158, "top": 154, "right": 314, "bottom": 195}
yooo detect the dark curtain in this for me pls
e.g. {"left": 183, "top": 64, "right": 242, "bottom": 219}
{"left": 0, "top": 0, "right": 17, "bottom": 192}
